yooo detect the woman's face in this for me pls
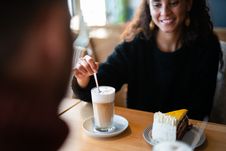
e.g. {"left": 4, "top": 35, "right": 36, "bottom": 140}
{"left": 149, "top": 0, "right": 192, "bottom": 34}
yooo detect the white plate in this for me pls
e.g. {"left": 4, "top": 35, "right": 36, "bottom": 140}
{"left": 143, "top": 125, "right": 206, "bottom": 149}
{"left": 83, "top": 115, "right": 128, "bottom": 138}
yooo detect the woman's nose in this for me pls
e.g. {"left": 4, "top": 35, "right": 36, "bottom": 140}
{"left": 160, "top": 4, "right": 171, "bottom": 16}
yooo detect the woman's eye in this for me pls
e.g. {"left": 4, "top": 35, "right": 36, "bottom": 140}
{"left": 170, "top": 1, "right": 179, "bottom": 7}
{"left": 152, "top": 3, "right": 161, "bottom": 8}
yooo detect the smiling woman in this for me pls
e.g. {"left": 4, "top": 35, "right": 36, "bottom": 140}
{"left": 72, "top": 0, "right": 223, "bottom": 121}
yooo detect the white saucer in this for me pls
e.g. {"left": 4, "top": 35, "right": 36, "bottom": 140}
{"left": 83, "top": 115, "right": 128, "bottom": 138}
{"left": 143, "top": 125, "right": 206, "bottom": 149}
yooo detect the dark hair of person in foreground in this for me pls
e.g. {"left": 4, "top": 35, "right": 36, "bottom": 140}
{"left": 0, "top": 1, "right": 73, "bottom": 150}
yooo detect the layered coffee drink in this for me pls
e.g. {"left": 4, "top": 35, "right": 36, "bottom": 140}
{"left": 91, "top": 86, "right": 115, "bottom": 132}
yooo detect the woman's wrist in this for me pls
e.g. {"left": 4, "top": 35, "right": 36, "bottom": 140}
{"left": 76, "top": 76, "right": 90, "bottom": 88}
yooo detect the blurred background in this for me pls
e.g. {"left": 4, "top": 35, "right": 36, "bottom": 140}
{"left": 208, "top": 0, "right": 226, "bottom": 27}
{"left": 68, "top": 0, "right": 226, "bottom": 27}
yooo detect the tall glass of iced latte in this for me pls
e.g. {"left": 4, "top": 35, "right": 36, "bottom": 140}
{"left": 91, "top": 86, "right": 115, "bottom": 132}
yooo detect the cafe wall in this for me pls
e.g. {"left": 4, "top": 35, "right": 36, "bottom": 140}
{"left": 208, "top": 0, "right": 226, "bottom": 27}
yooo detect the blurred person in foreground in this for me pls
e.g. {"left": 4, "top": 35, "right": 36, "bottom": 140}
{"left": 72, "top": 0, "right": 223, "bottom": 120}
{"left": 0, "top": 0, "right": 73, "bottom": 150}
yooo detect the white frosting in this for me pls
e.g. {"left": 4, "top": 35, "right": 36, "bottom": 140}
{"left": 152, "top": 112, "right": 178, "bottom": 142}
{"left": 154, "top": 112, "right": 178, "bottom": 125}
{"left": 153, "top": 141, "right": 193, "bottom": 151}
{"left": 91, "top": 86, "right": 115, "bottom": 103}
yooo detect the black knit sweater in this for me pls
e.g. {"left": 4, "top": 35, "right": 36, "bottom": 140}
{"left": 72, "top": 34, "right": 221, "bottom": 120}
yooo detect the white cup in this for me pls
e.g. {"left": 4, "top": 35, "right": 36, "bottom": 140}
{"left": 91, "top": 86, "right": 115, "bottom": 132}
{"left": 153, "top": 141, "right": 193, "bottom": 151}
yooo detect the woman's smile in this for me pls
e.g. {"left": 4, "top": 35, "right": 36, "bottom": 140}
{"left": 160, "top": 18, "right": 175, "bottom": 24}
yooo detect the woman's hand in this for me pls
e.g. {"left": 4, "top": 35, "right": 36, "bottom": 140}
{"left": 73, "top": 55, "right": 99, "bottom": 88}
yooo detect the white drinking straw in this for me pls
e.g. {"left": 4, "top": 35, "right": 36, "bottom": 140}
{"left": 94, "top": 73, "right": 101, "bottom": 93}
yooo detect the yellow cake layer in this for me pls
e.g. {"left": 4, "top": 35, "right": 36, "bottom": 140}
{"left": 166, "top": 109, "right": 188, "bottom": 121}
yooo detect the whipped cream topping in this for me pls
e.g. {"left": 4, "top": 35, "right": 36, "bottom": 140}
{"left": 154, "top": 112, "right": 178, "bottom": 126}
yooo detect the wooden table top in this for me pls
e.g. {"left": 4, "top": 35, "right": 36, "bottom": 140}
{"left": 58, "top": 97, "right": 80, "bottom": 116}
{"left": 59, "top": 101, "right": 226, "bottom": 151}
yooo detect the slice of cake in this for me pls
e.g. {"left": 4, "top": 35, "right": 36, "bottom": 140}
{"left": 152, "top": 109, "right": 189, "bottom": 142}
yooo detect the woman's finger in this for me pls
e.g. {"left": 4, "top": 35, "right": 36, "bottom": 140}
{"left": 83, "top": 55, "right": 99, "bottom": 73}
{"left": 75, "top": 60, "right": 88, "bottom": 75}
{"left": 79, "top": 57, "right": 95, "bottom": 75}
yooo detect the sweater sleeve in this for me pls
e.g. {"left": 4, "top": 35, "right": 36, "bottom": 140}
{"left": 189, "top": 35, "right": 221, "bottom": 120}
{"left": 72, "top": 42, "right": 130, "bottom": 102}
